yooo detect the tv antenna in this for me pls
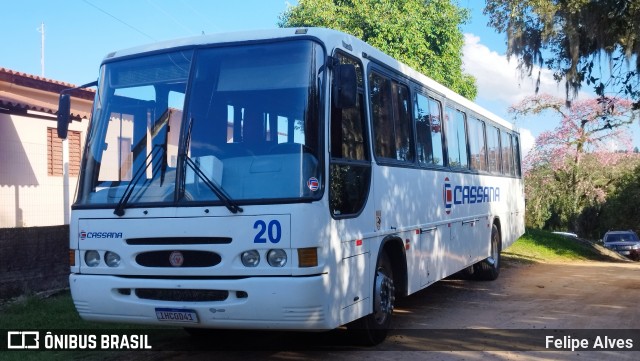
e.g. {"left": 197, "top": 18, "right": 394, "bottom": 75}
{"left": 38, "top": 22, "right": 45, "bottom": 77}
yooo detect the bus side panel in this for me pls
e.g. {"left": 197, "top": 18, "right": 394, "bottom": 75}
{"left": 326, "top": 203, "right": 377, "bottom": 326}
{"left": 339, "top": 251, "right": 370, "bottom": 324}
{"left": 419, "top": 224, "right": 449, "bottom": 287}
{"left": 436, "top": 172, "right": 493, "bottom": 278}
{"left": 370, "top": 166, "right": 468, "bottom": 295}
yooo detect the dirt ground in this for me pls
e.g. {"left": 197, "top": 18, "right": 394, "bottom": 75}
{"left": 108, "top": 257, "right": 640, "bottom": 361}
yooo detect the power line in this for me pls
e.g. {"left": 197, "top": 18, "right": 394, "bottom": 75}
{"left": 83, "top": 0, "right": 155, "bottom": 41}
{"left": 146, "top": 0, "right": 195, "bottom": 35}
{"left": 178, "top": 0, "right": 218, "bottom": 32}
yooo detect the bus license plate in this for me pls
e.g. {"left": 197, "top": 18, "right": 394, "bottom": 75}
{"left": 155, "top": 308, "right": 199, "bottom": 323}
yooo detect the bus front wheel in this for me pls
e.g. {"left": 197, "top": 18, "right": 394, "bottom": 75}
{"left": 348, "top": 251, "right": 395, "bottom": 345}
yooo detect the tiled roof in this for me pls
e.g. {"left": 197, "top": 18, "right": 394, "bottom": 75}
{"left": 0, "top": 67, "right": 94, "bottom": 119}
{"left": 0, "top": 67, "right": 81, "bottom": 89}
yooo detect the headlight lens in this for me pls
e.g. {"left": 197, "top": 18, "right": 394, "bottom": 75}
{"left": 104, "top": 251, "right": 121, "bottom": 267}
{"left": 241, "top": 250, "right": 260, "bottom": 267}
{"left": 84, "top": 250, "right": 100, "bottom": 267}
{"left": 267, "top": 249, "right": 287, "bottom": 267}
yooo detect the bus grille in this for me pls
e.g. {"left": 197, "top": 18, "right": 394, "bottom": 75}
{"left": 135, "top": 288, "right": 229, "bottom": 302}
{"left": 136, "top": 250, "right": 221, "bottom": 267}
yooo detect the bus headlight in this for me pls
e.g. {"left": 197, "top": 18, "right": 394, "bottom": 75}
{"left": 104, "top": 251, "right": 121, "bottom": 267}
{"left": 84, "top": 250, "right": 100, "bottom": 267}
{"left": 241, "top": 250, "right": 260, "bottom": 267}
{"left": 267, "top": 249, "right": 287, "bottom": 267}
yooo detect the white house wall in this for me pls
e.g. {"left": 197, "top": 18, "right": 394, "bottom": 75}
{"left": 0, "top": 112, "right": 87, "bottom": 227}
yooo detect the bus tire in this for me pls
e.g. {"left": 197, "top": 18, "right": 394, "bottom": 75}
{"left": 348, "top": 251, "right": 395, "bottom": 345}
{"left": 474, "top": 224, "right": 501, "bottom": 281}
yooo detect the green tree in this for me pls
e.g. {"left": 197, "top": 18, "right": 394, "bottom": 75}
{"left": 279, "top": 0, "right": 477, "bottom": 99}
{"left": 484, "top": 0, "right": 640, "bottom": 108}
{"left": 600, "top": 164, "right": 640, "bottom": 235}
{"left": 513, "top": 94, "right": 638, "bottom": 234}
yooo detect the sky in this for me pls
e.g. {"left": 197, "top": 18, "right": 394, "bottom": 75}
{"left": 2, "top": 0, "right": 638, "bottom": 155}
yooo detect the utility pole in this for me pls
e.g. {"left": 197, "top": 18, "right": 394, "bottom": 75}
{"left": 39, "top": 21, "right": 71, "bottom": 224}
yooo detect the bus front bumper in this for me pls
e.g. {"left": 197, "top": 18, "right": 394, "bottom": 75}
{"left": 69, "top": 273, "right": 334, "bottom": 330}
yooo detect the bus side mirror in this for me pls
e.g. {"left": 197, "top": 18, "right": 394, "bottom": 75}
{"left": 57, "top": 93, "right": 71, "bottom": 139}
{"left": 333, "top": 64, "right": 357, "bottom": 109}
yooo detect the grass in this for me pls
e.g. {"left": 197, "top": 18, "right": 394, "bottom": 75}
{"left": 503, "top": 228, "right": 611, "bottom": 264}
{"left": 0, "top": 290, "right": 157, "bottom": 330}
{"left": 2, "top": 291, "right": 89, "bottom": 329}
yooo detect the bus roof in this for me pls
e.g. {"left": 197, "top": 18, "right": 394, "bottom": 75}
{"left": 104, "top": 27, "right": 516, "bottom": 131}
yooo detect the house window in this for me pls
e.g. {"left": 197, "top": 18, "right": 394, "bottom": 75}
{"left": 47, "top": 128, "right": 81, "bottom": 176}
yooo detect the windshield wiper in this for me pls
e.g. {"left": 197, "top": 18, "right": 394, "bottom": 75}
{"left": 182, "top": 155, "right": 243, "bottom": 214}
{"left": 114, "top": 110, "right": 172, "bottom": 217}
{"left": 113, "top": 144, "right": 165, "bottom": 216}
{"left": 179, "top": 117, "right": 243, "bottom": 214}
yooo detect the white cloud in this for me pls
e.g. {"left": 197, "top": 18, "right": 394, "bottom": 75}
{"left": 462, "top": 33, "right": 571, "bottom": 148}
{"left": 462, "top": 33, "right": 640, "bottom": 149}
{"left": 462, "top": 33, "right": 563, "bottom": 107}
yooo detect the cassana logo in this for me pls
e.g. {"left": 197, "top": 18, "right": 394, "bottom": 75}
{"left": 444, "top": 178, "right": 453, "bottom": 215}
{"left": 79, "top": 231, "right": 123, "bottom": 240}
{"left": 443, "top": 177, "right": 500, "bottom": 215}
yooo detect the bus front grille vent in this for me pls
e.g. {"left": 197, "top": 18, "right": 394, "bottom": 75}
{"left": 127, "top": 237, "right": 231, "bottom": 245}
{"left": 135, "top": 288, "right": 229, "bottom": 302}
{"left": 135, "top": 250, "right": 221, "bottom": 267}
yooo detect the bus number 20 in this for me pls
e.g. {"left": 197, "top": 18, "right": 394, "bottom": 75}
{"left": 253, "top": 220, "right": 282, "bottom": 244}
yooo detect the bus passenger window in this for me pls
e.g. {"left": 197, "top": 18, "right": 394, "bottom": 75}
{"left": 444, "top": 107, "right": 468, "bottom": 168}
{"left": 486, "top": 126, "right": 500, "bottom": 173}
{"left": 393, "top": 83, "right": 414, "bottom": 162}
{"left": 415, "top": 95, "right": 444, "bottom": 166}
{"left": 501, "top": 130, "right": 514, "bottom": 175}
{"left": 370, "top": 73, "right": 413, "bottom": 163}
{"left": 513, "top": 134, "right": 522, "bottom": 177}
{"left": 468, "top": 117, "right": 487, "bottom": 171}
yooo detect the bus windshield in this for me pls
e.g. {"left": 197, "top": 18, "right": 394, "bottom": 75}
{"left": 77, "top": 40, "right": 324, "bottom": 210}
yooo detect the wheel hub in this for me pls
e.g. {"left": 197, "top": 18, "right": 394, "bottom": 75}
{"left": 373, "top": 270, "right": 395, "bottom": 324}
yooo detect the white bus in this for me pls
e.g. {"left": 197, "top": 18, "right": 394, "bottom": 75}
{"left": 58, "top": 28, "right": 524, "bottom": 345}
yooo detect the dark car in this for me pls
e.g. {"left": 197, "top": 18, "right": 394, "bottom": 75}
{"left": 602, "top": 231, "right": 640, "bottom": 261}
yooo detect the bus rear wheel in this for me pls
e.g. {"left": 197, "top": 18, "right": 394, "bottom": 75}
{"left": 473, "top": 224, "right": 501, "bottom": 281}
{"left": 348, "top": 251, "right": 395, "bottom": 345}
